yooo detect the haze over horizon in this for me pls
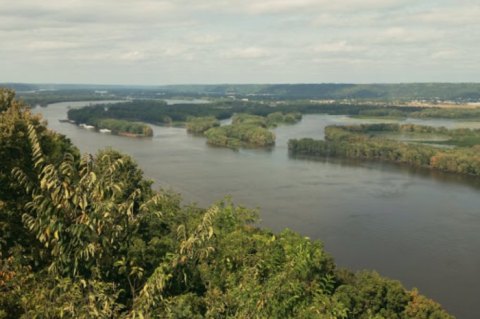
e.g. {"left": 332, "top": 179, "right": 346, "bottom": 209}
{"left": 1, "top": 0, "right": 479, "bottom": 85}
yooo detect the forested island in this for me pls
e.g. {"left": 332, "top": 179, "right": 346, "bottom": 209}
{"left": 204, "top": 114, "right": 277, "bottom": 149}
{"left": 289, "top": 123, "right": 480, "bottom": 176}
{"left": 95, "top": 118, "right": 153, "bottom": 137}
{"left": 67, "top": 97, "right": 480, "bottom": 131}
{"left": 186, "top": 116, "right": 220, "bottom": 134}
{"left": 66, "top": 99, "right": 312, "bottom": 127}
{"left": 0, "top": 90, "right": 455, "bottom": 318}
{"left": 68, "top": 99, "right": 302, "bottom": 148}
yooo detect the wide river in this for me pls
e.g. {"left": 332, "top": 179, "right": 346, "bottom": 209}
{"left": 36, "top": 101, "right": 480, "bottom": 319}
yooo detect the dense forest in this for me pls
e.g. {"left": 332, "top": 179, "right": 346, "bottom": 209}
{"left": 204, "top": 114, "right": 277, "bottom": 149}
{"left": 95, "top": 119, "right": 153, "bottom": 137}
{"left": 289, "top": 123, "right": 480, "bottom": 176}
{"left": 0, "top": 89, "right": 455, "bottom": 318}
{"left": 187, "top": 113, "right": 300, "bottom": 149}
{"left": 356, "top": 107, "right": 480, "bottom": 120}
{"left": 186, "top": 117, "right": 220, "bottom": 134}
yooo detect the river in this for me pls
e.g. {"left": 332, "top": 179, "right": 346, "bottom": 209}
{"left": 36, "top": 101, "right": 480, "bottom": 319}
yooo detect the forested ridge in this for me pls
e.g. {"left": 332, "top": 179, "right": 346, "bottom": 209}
{"left": 8, "top": 82, "right": 480, "bottom": 102}
{"left": 1, "top": 89, "right": 454, "bottom": 318}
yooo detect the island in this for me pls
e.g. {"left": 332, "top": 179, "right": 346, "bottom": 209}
{"left": 289, "top": 123, "right": 480, "bottom": 176}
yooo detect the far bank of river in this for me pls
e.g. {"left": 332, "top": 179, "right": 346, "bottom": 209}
{"left": 36, "top": 101, "right": 480, "bottom": 319}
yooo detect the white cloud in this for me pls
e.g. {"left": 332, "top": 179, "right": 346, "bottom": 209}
{"left": 190, "top": 34, "right": 222, "bottom": 45}
{"left": 313, "top": 41, "right": 365, "bottom": 53}
{"left": 242, "top": 0, "right": 318, "bottom": 14}
{"left": 374, "top": 27, "right": 445, "bottom": 44}
{"left": 431, "top": 50, "right": 459, "bottom": 60}
{"left": 222, "top": 47, "right": 271, "bottom": 59}
{"left": 119, "top": 51, "right": 147, "bottom": 61}
{"left": 187, "top": 0, "right": 416, "bottom": 15}
{"left": 413, "top": 5, "right": 480, "bottom": 26}
{"left": 0, "top": 0, "right": 479, "bottom": 83}
{"left": 26, "top": 40, "right": 81, "bottom": 51}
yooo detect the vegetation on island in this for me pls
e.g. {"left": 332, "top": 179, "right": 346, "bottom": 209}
{"left": 186, "top": 116, "right": 220, "bottom": 134}
{"left": 266, "top": 111, "right": 302, "bottom": 126}
{"left": 289, "top": 123, "right": 480, "bottom": 176}
{"left": 356, "top": 107, "right": 480, "bottom": 120}
{"left": 67, "top": 99, "right": 237, "bottom": 126}
{"left": 66, "top": 99, "right": 306, "bottom": 127}
{"left": 204, "top": 123, "right": 275, "bottom": 149}
{"left": 231, "top": 112, "right": 302, "bottom": 128}
{"left": 1, "top": 88, "right": 454, "bottom": 318}
{"left": 204, "top": 113, "right": 276, "bottom": 149}
{"left": 96, "top": 118, "right": 153, "bottom": 137}
{"left": 409, "top": 108, "right": 480, "bottom": 119}
{"left": 188, "top": 113, "right": 300, "bottom": 149}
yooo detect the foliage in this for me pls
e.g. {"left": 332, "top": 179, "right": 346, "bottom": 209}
{"left": 0, "top": 89, "right": 78, "bottom": 260}
{"left": 289, "top": 123, "right": 480, "bottom": 176}
{"left": 232, "top": 113, "right": 268, "bottom": 127}
{"left": 410, "top": 108, "right": 480, "bottom": 119}
{"left": 186, "top": 116, "right": 220, "bottom": 134}
{"left": 205, "top": 115, "right": 276, "bottom": 149}
{"left": 96, "top": 118, "right": 153, "bottom": 137}
{"left": 233, "top": 112, "right": 302, "bottom": 128}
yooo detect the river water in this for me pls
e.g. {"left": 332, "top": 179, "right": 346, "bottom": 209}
{"left": 36, "top": 101, "right": 480, "bottom": 318}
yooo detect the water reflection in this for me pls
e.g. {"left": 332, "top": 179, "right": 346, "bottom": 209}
{"left": 289, "top": 154, "right": 480, "bottom": 191}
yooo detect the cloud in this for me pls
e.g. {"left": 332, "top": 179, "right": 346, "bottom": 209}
{"left": 374, "top": 27, "right": 445, "bottom": 44}
{"left": 187, "top": 0, "right": 417, "bottom": 15}
{"left": 119, "top": 51, "right": 147, "bottom": 62}
{"left": 0, "top": 0, "right": 479, "bottom": 84}
{"left": 222, "top": 47, "right": 271, "bottom": 59}
{"left": 431, "top": 50, "right": 459, "bottom": 60}
{"left": 241, "top": 0, "right": 318, "bottom": 14}
{"left": 413, "top": 5, "right": 480, "bottom": 27}
{"left": 190, "top": 34, "right": 222, "bottom": 45}
{"left": 313, "top": 41, "right": 365, "bottom": 54}
{"left": 26, "top": 40, "right": 81, "bottom": 51}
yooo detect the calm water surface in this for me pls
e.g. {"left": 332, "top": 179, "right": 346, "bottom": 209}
{"left": 37, "top": 101, "right": 480, "bottom": 319}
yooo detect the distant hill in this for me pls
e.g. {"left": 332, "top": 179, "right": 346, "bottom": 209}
{"left": 2, "top": 82, "right": 480, "bottom": 101}
{"left": 160, "top": 83, "right": 480, "bottom": 101}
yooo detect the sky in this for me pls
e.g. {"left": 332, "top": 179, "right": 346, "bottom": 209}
{"left": 1, "top": 0, "right": 479, "bottom": 85}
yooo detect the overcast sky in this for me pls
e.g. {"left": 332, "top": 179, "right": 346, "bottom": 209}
{"left": 1, "top": 0, "right": 479, "bottom": 85}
